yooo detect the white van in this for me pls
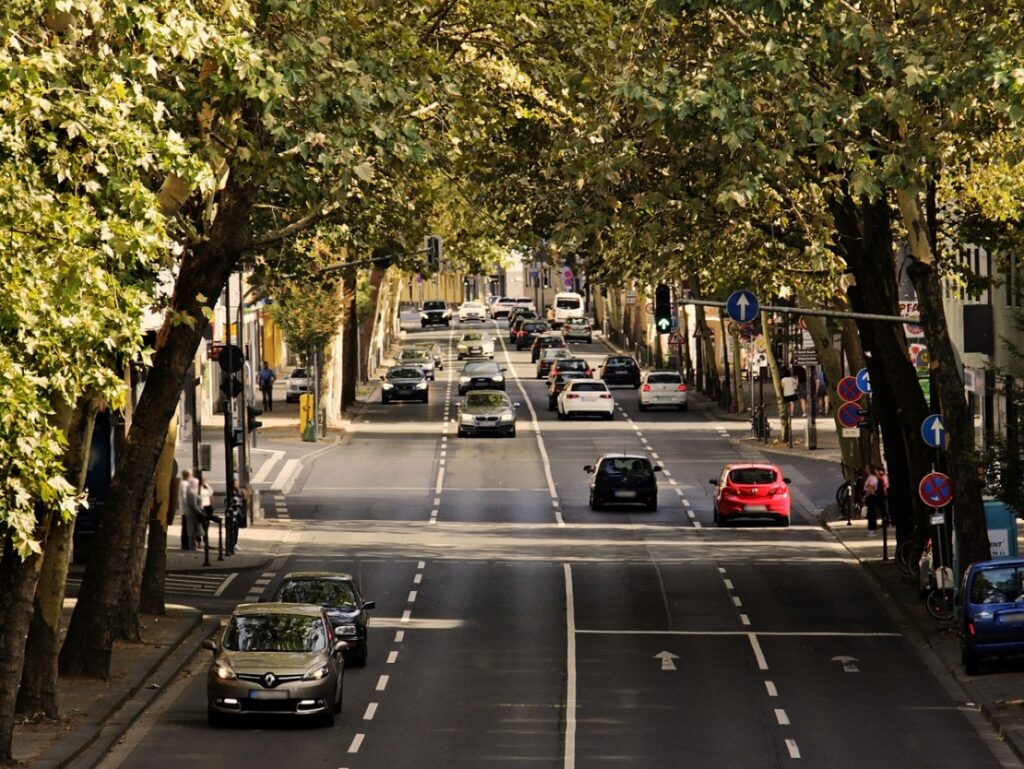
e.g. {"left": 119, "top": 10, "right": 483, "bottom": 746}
{"left": 551, "top": 291, "right": 585, "bottom": 327}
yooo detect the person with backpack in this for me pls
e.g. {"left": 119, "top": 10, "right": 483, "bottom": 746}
{"left": 257, "top": 361, "right": 276, "bottom": 412}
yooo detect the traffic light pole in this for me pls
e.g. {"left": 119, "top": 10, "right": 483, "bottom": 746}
{"left": 222, "top": 280, "right": 235, "bottom": 512}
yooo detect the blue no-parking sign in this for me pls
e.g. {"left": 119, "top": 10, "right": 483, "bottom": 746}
{"left": 919, "top": 472, "right": 952, "bottom": 508}
{"left": 726, "top": 290, "right": 759, "bottom": 323}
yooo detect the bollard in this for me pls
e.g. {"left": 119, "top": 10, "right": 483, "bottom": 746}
{"left": 882, "top": 520, "right": 889, "bottom": 561}
{"left": 217, "top": 520, "right": 223, "bottom": 561}
{"left": 203, "top": 531, "right": 211, "bottom": 567}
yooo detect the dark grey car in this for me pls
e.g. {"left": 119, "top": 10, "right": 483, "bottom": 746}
{"left": 456, "top": 390, "right": 519, "bottom": 438}
{"left": 381, "top": 366, "right": 429, "bottom": 404}
{"left": 457, "top": 360, "right": 506, "bottom": 395}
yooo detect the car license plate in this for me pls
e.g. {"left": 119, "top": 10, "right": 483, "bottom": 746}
{"left": 249, "top": 690, "right": 289, "bottom": 700}
{"left": 1000, "top": 612, "right": 1024, "bottom": 624}
{"left": 615, "top": 490, "right": 637, "bottom": 498}
{"left": 745, "top": 504, "right": 767, "bottom": 512}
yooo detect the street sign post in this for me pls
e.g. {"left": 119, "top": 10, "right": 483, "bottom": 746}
{"left": 726, "top": 290, "right": 759, "bottom": 323}
{"left": 921, "top": 414, "right": 946, "bottom": 449}
{"left": 837, "top": 376, "right": 861, "bottom": 403}
{"left": 838, "top": 402, "right": 864, "bottom": 428}
{"left": 919, "top": 472, "right": 953, "bottom": 508}
{"left": 856, "top": 368, "right": 872, "bottom": 395}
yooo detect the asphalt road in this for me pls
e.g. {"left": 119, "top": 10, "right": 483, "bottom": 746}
{"left": 99, "top": 320, "right": 1019, "bottom": 769}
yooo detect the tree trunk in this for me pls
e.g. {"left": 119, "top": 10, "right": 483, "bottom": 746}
{"left": 59, "top": 180, "right": 254, "bottom": 679}
{"left": 139, "top": 415, "right": 179, "bottom": 616}
{"left": 829, "top": 191, "right": 934, "bottom": 545}
{"left": 115, "top": 479, "right": 154, "bottom": 642}
{"left": 17, "top": 396, "right": 98, "bottom": 718}
{"left": 0, "top": 515, "right": 50, "bottom": 763}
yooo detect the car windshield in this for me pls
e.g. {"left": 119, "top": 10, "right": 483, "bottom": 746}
{"left": 464, "top": 362, "right": 499, "bottom": 375}
{"left": 423, "top": 301, "right": 446, "bottom": 310}
{"left": 462, "top": 303, "right": 483, "bottom": 309}
{"left": 278, "top": 580, "right": 357, "bottom": 609}
{"left": 223, "top": 613, "right": 327, "bottom": 653}
{"left": 461, "top": 333, "right": 483, "bottom": 341}
{"left": 290, "top": 368, "right": 308, "bottom": 379}
{"left": 971, "top": 567, "right": 1024, "bottom": 605}
{"left": 598, "top": 458, "right": 652, "bottom": 480}
{"left": 571, "top": 382, "right": 607, "bottom": 392}
{"left": 648, "top": 373, "right": 681, "bottom": 384}
{"left": 389, "top": 368, "right": 423, "bottom": 379}
{"left": 729, "top": 468, "right": 778, "bottom": 485}
{"left": 465, "top": 393, "right": 509, "bottom": 408}
{"left": 400, "top": 351, "right": 428, "bottom": 361}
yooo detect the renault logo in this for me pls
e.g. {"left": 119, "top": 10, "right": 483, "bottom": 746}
{"left": 262, "top": 672, "right": 278, "bottom": 688}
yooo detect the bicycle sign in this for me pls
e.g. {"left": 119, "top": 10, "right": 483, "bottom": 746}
{"left": 837, "top": 376, "right": 861, "bottom": 403}
{"left": 919, "top": 471, "right": 953, "bottom": 508}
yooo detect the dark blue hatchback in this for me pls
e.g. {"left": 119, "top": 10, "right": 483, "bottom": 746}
{"left": 960, "top": 557, "right": 1024, "bottom": 675}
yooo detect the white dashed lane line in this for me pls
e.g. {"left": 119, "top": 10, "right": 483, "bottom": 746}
{"left": 376, "top": 675, "right": 389, "bottom": 691}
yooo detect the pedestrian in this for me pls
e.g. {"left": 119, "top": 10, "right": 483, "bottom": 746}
{"left": 862, "top": 465, "right": 881, "bottom": 534}
{"left": 817, "top": 367, "right": 828, "bottom": 414}
{"left": 874, "top": 464, "right": 890, "bottom": 527}
{"left": 795, "top": 366, "right": 808, "bottom": 416}
{"left": 198, "top": 474, "right": 216, "bottom": 544}
{"left": 226, "top": 479, "right": 245, "bottom": 552}
{"left": 185, "top": 472, "right": 204, "bottom": 548}
{"left": 178, "top": 469, "right": 193, "bottom": 550}
{"left": 258, "top": 361, "right": 276, "bottom": 412}
{"left": 780, "top": 368, "right": 799, "bottom": 417}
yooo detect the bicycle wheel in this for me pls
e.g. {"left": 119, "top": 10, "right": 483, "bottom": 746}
{"left": 926, "top": 588, "right": 955, "bottom": 620}
{"left": 835, "top": 482, "right": 854, "bottom": 522}
{"left": 896, "top": 540, "right": 921, "bottom": 577}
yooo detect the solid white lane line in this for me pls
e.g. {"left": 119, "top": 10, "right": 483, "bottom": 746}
{"left": 408, "top": 591, "right": 418, "bottom": 603}
{"left": 363, "top": 703, "right": 378, "bottom": 720}
{"left": 748, "top": 633, "right": 769, "bottom": 670}
{"left": 413, "top": 573, "right": 422, "bottom": 584}
{"left": 786, "top": 739, "right": 801, "bottom": 759}
{"left": 348, "top": 734, "right": 365, "bottom": 753}
{"left": 387, "top": 651, "right": 399, "bottom": 664}
{"left": 775, "top": 708, "right": 790, "bottom": 726}
{"left": 765, "top": 681, "right": 778, "bottom": 697}
{"left": 401, "top": 610, "right": 411, "bottom": 623}
{"left": 395, "top": 631, "right": 405, "bottom": 642}
{"left": 376, "top": 675, "right": 389, "bottom": 691}
{"left": 564, "top": 563, "right": 577, "bottom": 769}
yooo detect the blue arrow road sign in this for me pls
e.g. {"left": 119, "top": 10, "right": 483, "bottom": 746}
{"left": 726, "top": 290, "right": 759, "bottom": 323}
{"left": 855, "top": 368, "right": 872, "bottom": 395}
{"left": 921, "top": 414, "right": 946, "bottom": 449}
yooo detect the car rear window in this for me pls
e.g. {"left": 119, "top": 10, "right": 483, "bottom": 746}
{"left": 971, "top": 566, "right": 1024, "bottom": 605}
{"left": 572, "top": 382, "right": 608, "bottom": 392}
{"left": 648, "top": 373, "right": 681, "bottom": 384}
{"left": 541, "top": 336, "right": 566, "bottom": 346}
{"left": 559, "top": 360, "right": 587, "bottom": 370}
{"left": 514, "top": 298, "right": 534, "bottom": 304}
{"left": 606, "top": 357, "right": 635, "bottom": 366}
{"left": 524, "top": 322, "right": 547, "bottom": 331}
{"left": 729, "top": 468, "right": 778, "bottom": 485}
{"left": 566, "top": 317, "right": 588, "bottom": 325}
{"left": 599, "top": 458, "right": 652, "bottom": 479}
{"left": 556, "top": 297, "right": 581, "bottom": 309}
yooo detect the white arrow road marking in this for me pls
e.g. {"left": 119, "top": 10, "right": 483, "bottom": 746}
{"left": 654, "top": 651, "right": 679, "bottom": 671}
{"left": 832, "top": 655, "right": 860, "bottom": 673}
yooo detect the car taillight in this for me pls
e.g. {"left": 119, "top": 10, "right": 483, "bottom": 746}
{"left": 567, "top": 393, "right": 580, "bottom": 399}
{"left": 642, "top": 384, "right": 652, "bottom": 392}
{"left": 677, "top": 384, "right": 687, "bottom": 392}
{"left": 968, "top": 622, "right": 976, "bottom": 637}
{"left": 599, "top": 393, "right": 611, "bottom": 399}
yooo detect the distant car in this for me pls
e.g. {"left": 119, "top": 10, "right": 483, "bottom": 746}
{"left": 547, "top": 371, "right": 587, "bottom": 410}
{"left": 456, "top": 390, "right": 519, "bottom": 438}
{"left": 285, "top": 367, "right": 310, "bottom": 403}
{"left": 457, "top": 332, "right": 495, "bottom": 360}
{"left": 508, "top": 306, "right": 539, "bottom": 330}
{"left": 639, "top": 370, "right": 688, "bottom": 411}
{"left": 381, "top": 365, "right": 429, "bottom": 404}
{"left": 204, "top": 603, "right": 345, "bottom": 727}
{"left": 530, "top": 333, "right": 568, "bottom": 362}
{"left": 491, "top": 297, "right": 519, "bottom": 320}
{"left": 515, "top": 320, "right": 551, "bottom": 350}
{"left": 420, "top": 300, "right": 451, "bottom": 327}
{"left": 397, "top": 348, "right": 436, "bottom": 380}
{"left": 710, "top": 464, "right": 791, "bottom": 526}
{"left": 585, "top": 454, "right": 661, "bottom": 512}
{"left": 457, "top": 301, "right": 487, "bottom": 323}
{"left": 458, "top": 360, "right": 506, "bottom": 395}
{"left": 536, "top": 348, "right": 572, "bottom": 379}
{"left": 508, "top": 313, "right": 539, "bottom": 342}
{"left": 562, "top": 316, "right": 593, "bottom": 343}
{"left": 271, "top": 572, "right": 375, "bottom": 667}
{"left": 551, "top": 291, "right": 585, "bottom": 328}
{"left": 960, "top": 557, "right": 1024, "bottom": 675}
{"left": 412, "top": 341, "right": 444, "bottom": 370}
{"left": 484, "top": 295, "right": 500, "bottom": 316}
{"left": 549, "top": 357, "right": 592, "bottom": 380}
{"left": 557, "top": 378, "right": 614, "bottom": 420}
{"left": 599, "top": 354, "right": 641, "bottom": 388}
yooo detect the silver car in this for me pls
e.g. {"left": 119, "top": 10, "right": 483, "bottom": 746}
{"left": 285, "top": 367, "right": 310, "bottom": 403}
{"left": 412, "top": 341, "right": 444, "bottom": 370}
{"left": 398, "top": 348, "right": 436, "bottom": 380}
{"left": 204, "top": 603, "right": 346, "bottom": 727}
{"left": 456, "top": 332, "right": 495, "bottom": 360}
{"left": 456, "top": 390, "right": 519, "bottom": 438}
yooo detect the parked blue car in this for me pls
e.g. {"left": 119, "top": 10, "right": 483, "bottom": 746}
{"left": 959, "top": 557, "right": 1024, "bottom": 675}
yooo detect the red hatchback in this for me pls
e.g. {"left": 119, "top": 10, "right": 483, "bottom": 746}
{"left": 710, "top": 464, "right": 791, "bottom": 526}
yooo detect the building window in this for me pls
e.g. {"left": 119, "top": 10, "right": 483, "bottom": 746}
{"left": 1005, "top": 253, "right": 1023, "bottom": 309}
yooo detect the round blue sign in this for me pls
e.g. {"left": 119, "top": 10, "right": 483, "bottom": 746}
{"left": 856, "top": 368, "right": 872, "bottom": 395}
{"left": 921, "top": 414, "right": 946, "bottom": 449}
{"left": 726, "top": 290, "right": 760, "bottom": 323}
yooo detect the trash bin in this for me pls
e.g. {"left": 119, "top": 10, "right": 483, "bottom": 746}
{"left": 984, "top": 499, "right": 1019, "bottom": 559}
{"left": 299, "top": 393, "right": 315, "bottom": 435}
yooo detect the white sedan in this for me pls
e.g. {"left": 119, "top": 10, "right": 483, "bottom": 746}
{"left": 457, "top": 332, "right": 495, "bottom": 360}
{"left": 638, "top": 370, "right": 688, "bottom": 411}
{"left": 557, "top": 378, "right": 615, "bottom": 420}
{"left": 457, "top": 301, "right": 487, "bottom": 322}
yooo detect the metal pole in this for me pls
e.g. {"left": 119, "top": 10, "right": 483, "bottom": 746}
{"left": 807, "top": 364, "right": 818, "bottom": 450}
{"left": 222, "top": 280, "right": 235, "bottom": 519}
{"left": 237, "top": 281, "right": 250, "bottom": 489}
{"left": 679, "top": 298, "right": 920, "bottom": 325}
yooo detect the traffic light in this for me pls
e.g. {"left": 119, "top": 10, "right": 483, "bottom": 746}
{"left": 218, "top": 344, "right": 244, "bottom": 398}
{"left": 231, "top": 427, "right": 244, "bottom": 447}
{"left": 247, "top": 407, "right": 263, "bottom": 432}
{"left": 425, "top": 235, "right": 442, "bottom": 270}
{"left": 654, "top": 283, "right": 672, "bottom": 333}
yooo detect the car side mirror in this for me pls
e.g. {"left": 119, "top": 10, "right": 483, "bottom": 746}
{"left": 709, "top": 479, "right": 718, "bottom": 485}
{"left": 363, "top": 600, "right": 376, "bottom": 610}
{"left": 584, "top": 465, "right": 594, "bottom": 473}
{"left": 202, "top": 639, "right": 218, "bottom": 653}
{"left": 332, "top": 639, "right": 350, "bottom": 654}
{"left": 783, "top": 478, "right": 792, "bottom": 484}
{"left": 653, "top": 466, "right": 663, "bottom": 473}
{"left": 513, "top": 402, "right": 521, "bottom": 408}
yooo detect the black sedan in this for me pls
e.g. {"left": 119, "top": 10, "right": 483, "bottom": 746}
{"left": 271, "top": 572, "right": 376, "bottom": 666}
{"left": 456, "top": 390, "right": 519, "bottom": 438}
{"left": 584, "top": 454, "right": 661, "bottom": 512}
{"left": 515, "top": 320, "right": 551, "bottom": 350}
{"left": 599, "top": 354, "right": 641, "bottom": 387}
{"left": 458, "top": 360, "right": 506, "bottom": 394}
{"left": 530, "top": 333, "right": 569, "bottom": 362}
{"left": 381, "top": 365, "right": 429, "bottom": 403}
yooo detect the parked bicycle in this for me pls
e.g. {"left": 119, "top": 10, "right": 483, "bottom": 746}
{"left": 835, "top": 478, "right": 859, "bottom": 525}
{"left": 751, "top": 406, "right": 770, "bottom": 442}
